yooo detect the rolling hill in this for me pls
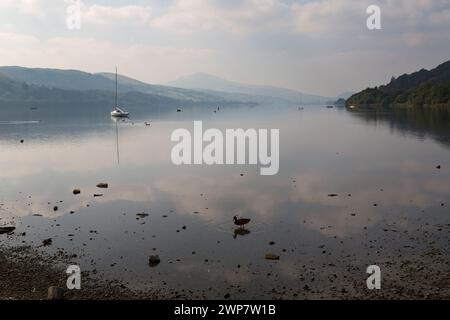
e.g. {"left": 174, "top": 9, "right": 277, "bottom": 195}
{"left": 0, "top": 66, "right": 348, "bottom": 107}
{"left": 347, "top": 60, "right": 450, "bottom": 108}
{"left": 0, "top": 66, "right": 240, "bottom": 104}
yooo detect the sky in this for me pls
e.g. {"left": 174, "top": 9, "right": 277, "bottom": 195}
{"left": 0, "top": 0, "right": 449, "bottom": 96}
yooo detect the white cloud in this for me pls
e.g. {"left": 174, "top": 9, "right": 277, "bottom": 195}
{"left": 82, "top": 4, "right": 152, "bottom": 26}
{"left": 151, "top": 0, "right": 450, "bottom": 38}
{"left": 291, "top": 0, "right": 450, "bottom": 36}
{"left": 0, "top": 0, "right": 59, "bottom": 16}
{"left": 151, "top": 0, "right": 291, "bottom": 35}
{"left": 0, "top": 31, "right": 40, "bottom": 46}
{"left": 292, "top": 0, "right": 364, "bottom": 34}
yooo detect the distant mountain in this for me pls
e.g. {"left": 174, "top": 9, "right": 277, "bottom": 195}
{"left": 0, "top": 66, "right": 348, "bottom": 107}
{"left": 347, "top": 60, "right": 450, "bottom": 108}
{"left": 0, "top": 72, "right": 181, "bottom": 107}
{"left": 0, "top": 72, "right": 261, "bottom": 113}
{"left": 0, "top": 66, "right": 245, "bottom": 104}
{"left": 168, "top": 72, "right": 332, "bottom": 104}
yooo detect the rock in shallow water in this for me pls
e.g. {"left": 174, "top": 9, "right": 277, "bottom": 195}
{"left": 96, "top": 183, "right": 108, "bottom": 188}
{"left": 136, "top": 213, "right": 149, "bottom": 218}
{"left": 148, "top": 255, "right": 161, "bottom": 267}
{"left": 265, "top": 253, "right": 280, "bottom": 260}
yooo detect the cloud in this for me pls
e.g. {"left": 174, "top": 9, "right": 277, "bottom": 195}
{"left": 0, "top": 0, "right": 59, "bottom": 16}
{"left": 0, "top": 31, "right": 40, "bottom": 46}
{"left": 149, "top": 0, "right": 450, "bottom": 42}
{"left": 82, "top": 4, "right": 152, "bottom": 26}
{"left": 292, "top": 0, "right": 365, "bottom": 34}
{"left": 150, "top": 0, "right": 291, "bottom": 35}
{"left": 291, "top": 0, "right": 450, "bottom": 36}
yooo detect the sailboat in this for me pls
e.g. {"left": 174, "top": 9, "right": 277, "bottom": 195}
{"left": 111, "top": 67, "right": 130, "bottom": 117}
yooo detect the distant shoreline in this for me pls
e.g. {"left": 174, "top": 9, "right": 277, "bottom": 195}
{"left": 346, "top": 103, "right": 450, "bottom": 109}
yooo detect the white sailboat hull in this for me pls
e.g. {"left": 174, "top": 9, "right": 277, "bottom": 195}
{"left": 111, "top": 107, "right": 129, "bottom": 117}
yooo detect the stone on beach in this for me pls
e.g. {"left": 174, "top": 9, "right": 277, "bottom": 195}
{"left": 73, "top": 189, "right": 81, "bottom": 195}
{"left": 0, "top": 227, "right": 15, "bottom": 234}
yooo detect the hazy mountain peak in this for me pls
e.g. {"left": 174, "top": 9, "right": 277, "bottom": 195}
{"left": 169, "top": 72, "right": 332, "bottom": 104}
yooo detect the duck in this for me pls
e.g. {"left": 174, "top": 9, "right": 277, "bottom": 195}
{"left": 233, "top": 215, "right": 251, "bottom": 228}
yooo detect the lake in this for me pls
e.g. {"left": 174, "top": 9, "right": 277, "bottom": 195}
{"left": 0, "top": 103, "right": 449, "bottom": 299}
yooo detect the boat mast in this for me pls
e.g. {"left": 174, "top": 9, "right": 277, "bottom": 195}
{"left": 115, "top": 67, "right": 118, "bottom": 107}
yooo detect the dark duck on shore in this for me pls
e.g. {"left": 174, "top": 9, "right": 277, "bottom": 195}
{"left": 233, "top": 215, "right": 251, "bottom": 228}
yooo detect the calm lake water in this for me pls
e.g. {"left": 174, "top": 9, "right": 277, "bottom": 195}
{"left": 0, "top": 104, "right": 449, "bottom": 299}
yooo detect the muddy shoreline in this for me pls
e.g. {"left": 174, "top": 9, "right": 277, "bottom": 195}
{"left": 0, "top": 245, "right": 167, "bottom": 300}
{"left": 1, "top": 242, "right": 449, "bottom": 300}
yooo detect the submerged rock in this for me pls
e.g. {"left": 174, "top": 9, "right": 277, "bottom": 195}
{"left": 137, "top": 213, "right": 149, "bottom": 218}
{"left": 265, "top": 253, "right": 280, "bottom": 260}
{"left": 149, "top": 255, "right": 161, "bottom": 267}
{"left": 42, "top": 238, "right": 53, "bottom": 246}
{"left": 96, "top": 183, "right": 108, "bottom": 188}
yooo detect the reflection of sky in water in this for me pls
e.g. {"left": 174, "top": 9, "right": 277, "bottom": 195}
{"left": 0, "top": 105, "right": 449, "bottom": 298}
